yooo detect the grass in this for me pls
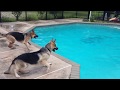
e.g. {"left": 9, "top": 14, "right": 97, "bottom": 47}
{"left": 0, "top": 11, "right": 104, "bottom": 22}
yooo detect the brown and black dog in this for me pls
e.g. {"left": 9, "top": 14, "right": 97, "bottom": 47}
{"left": 0, "top": 29, "right": 38, "bottom": 50}
{"left": 4, "top": 39, "right": 58, "bottom": 78}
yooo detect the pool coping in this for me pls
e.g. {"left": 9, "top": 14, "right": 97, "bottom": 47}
{"left": 25, "top": 21, "right": 120, "bottom": 33}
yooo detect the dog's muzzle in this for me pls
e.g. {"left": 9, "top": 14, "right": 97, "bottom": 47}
{"left": 53, "top": 47, "right": 58, "bottom": 52}
{"left": 34, "top": 35, "right": 38, "bottom": 38}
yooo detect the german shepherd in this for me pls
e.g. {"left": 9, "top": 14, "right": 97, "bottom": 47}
{"left": 4, "top": 39, "right": 58, "bottom": 78}
{"left": 0, "top": 29, "right": 38, "bottom": 51}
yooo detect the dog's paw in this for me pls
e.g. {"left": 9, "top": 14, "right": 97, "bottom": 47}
{"left": 19, "top": 70, "right": 30, "bottom": 74}
{"left": 15, "top": 75, "right": 21, "bottom": 78}
{"left": 14, "top": 44, "right": 19, "bottom": 46}
{"left": 49, "top": 63, "right": 52, "bottom": 65}
{"left": 10, "top": 47, "right": 16, "bottom": 49}
{"left": 13, "top": 47, "right": 16, "bottom": 49}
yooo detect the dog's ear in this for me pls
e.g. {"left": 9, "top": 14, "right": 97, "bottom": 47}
{"left": 32, "top": 29, "right": 34, "bottom": 32}
{"left": 51, "top": 38, "right": 54, "bottom": 42}
{"left": 53, "top": 39, "right": 56, "bottom": 42}
{"left": 51, "top": 38, "right": 56, "bottom": 42}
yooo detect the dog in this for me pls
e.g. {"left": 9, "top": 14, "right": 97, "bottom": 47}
{"left": 0, "top": 29, "right": 38, "bottom": 51}
{"left": 4, "top": 39, "right": 58, "bottom": 78}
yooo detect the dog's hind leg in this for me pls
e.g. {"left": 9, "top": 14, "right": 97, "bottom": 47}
{"left": 13, "top": 64, "right": 21, "bottom": 78}
{"left": 4, "top": 63, "right": 20, "bottom": 78}
{"left": 14, "top": 68, "right": 20, "bottom": 78}
{"left": 19, "top": 63, "right": 30, "bottom": 74}
{"left": 12, "top": 60, "right": 23, "bottom": 78}
{"left": 6, "top": 35, "right": 16, "bottom": 49}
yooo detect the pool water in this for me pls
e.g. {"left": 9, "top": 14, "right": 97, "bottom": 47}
{"left": 31, "top": 23, "right": 120, "bottom": 79}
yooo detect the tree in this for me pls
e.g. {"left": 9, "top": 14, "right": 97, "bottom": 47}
{"left": 76, "top": 11, "right": 78, "bottom": 18}
{"left": 114, "top": 11, "right": 120, "bottom": 17}
{"left": 37, "top": 11, "right": 45, "bottom": 19}
{"left": 88, "top": 11, "right": 90, "bottom": 19}
{"left": 12, "top": 11, "right": 22, "bottom": 21}
{"left": 61, "top": 11, "right": 64, "bottom": 19}
{"left": 0, "top": 11, "right": 1, "bottom": 22}
{"left": 102, "top": 11, "right": 106, "bottom": 21}
{"left": 25, "top": 11, "right": 27, "bottom": 21}
{"left": 46, "top": 11, "right": 48, "bottom": 20}
{"left": 49, "top": 11, "right": 58, "bottom": 19}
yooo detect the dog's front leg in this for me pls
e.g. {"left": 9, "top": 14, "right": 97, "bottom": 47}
{"left": 24, "top": 43, "right": 30, "bottom": 52}
{"left": 40, "top": 60, "right": 52, "bottom": 72}
{"left": 28, "top": 42, "right": 31, "bottom": 45}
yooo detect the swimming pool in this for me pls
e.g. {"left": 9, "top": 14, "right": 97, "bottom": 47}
{"left": 31, "top": 23, "right": 120, "bottom": 79}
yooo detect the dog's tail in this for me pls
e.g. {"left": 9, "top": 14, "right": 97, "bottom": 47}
{"left": 4, "top": 62, "right": 15, "bottom": 74}
{"left": 0, "top": 32, "right": 7, "bottom": 37}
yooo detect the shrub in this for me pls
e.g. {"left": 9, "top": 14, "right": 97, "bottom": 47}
{"left": 90, "top": 16, "right": 95, "bottom": 22}
{"left": 12, "top": 11, "right": 22, "bottom": 21}
{"left": 27, "top": 14, "right": 38, "bottom": 21}
{"left": 1, "top": 17, "right": 16, "bottom": 22}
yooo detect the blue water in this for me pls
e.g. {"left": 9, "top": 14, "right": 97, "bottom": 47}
{"left": 31, "top": 23, "right": 120, "bottom": 79}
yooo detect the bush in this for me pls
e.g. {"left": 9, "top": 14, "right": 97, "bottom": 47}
{"left": 90, "top": 16, "right": 95, "bottom": 22}
{"left": 27, "top": 14, "right": 38, "bottom": 21}
{"left": 1, "top": 17, "right": 16, "bottom": 22}
{"left": 19, "top": 17, "right": 26, "bottom": 21}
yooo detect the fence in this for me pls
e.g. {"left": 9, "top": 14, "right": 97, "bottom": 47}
{"left": 0, "top": 11, "right": 105, "bottom": 22}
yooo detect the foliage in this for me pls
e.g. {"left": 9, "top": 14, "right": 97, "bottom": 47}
{"left": 49, "top": 11, "right": 58, "bottom": 19}
{"left": 1, "top": 17, "right": 16, "bottom": 22}
{"left": 90, "top": 16, "right": 95, "bottom": 22}
{"left": 12, "top": 11, "right": 22, "bottom": 21}
{"left": 2, "top": 11, "right": 120, "bottom": 22}
{"left": 37, "top": 11, "right": 45, "bottom": 19}
{"left": 27, "top": 14, "right": 38, "bottom": 21}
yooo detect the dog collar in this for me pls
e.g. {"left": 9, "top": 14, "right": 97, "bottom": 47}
{"left": 46, "top": 47, "right": 51, "bottom": 53}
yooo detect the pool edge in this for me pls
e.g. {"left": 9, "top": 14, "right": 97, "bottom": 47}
{"left": 26, "top": 21, "right": 120, "bottom": 79}
{"left": 29, "top": 41, "right": 80, "bottom": 79}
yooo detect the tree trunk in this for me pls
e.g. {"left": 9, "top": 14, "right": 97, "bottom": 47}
{"left": 16, "top": 16, "right": 19, "bottom": 21}
{"left": 102, "top": 11, "right": 106, "bottom": 21}
{"left": 61, "top": 11, "right": 64, "bottom": 19}
{"left": 0, "top": 11, "right": 1, "bottom": 22}
{"left": 87, "top": 11, "right": 90, "bottom": 19}
{"left": 46, "top": 11, "right": 47, "bottom": 20}
{"left": 25, "top": 11, "right": 27, "bottom": 21}
{"left": 107, "top": 11, "right": 111, "bottom": 21}
{"left": 76, "top": 11, "right": 78, "bottom": 18}
{"left": 54, "top": 12, "right": 57, "bottom": 19}
{"left": 54, "top": 13, "right": 56, "bottom": 19}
